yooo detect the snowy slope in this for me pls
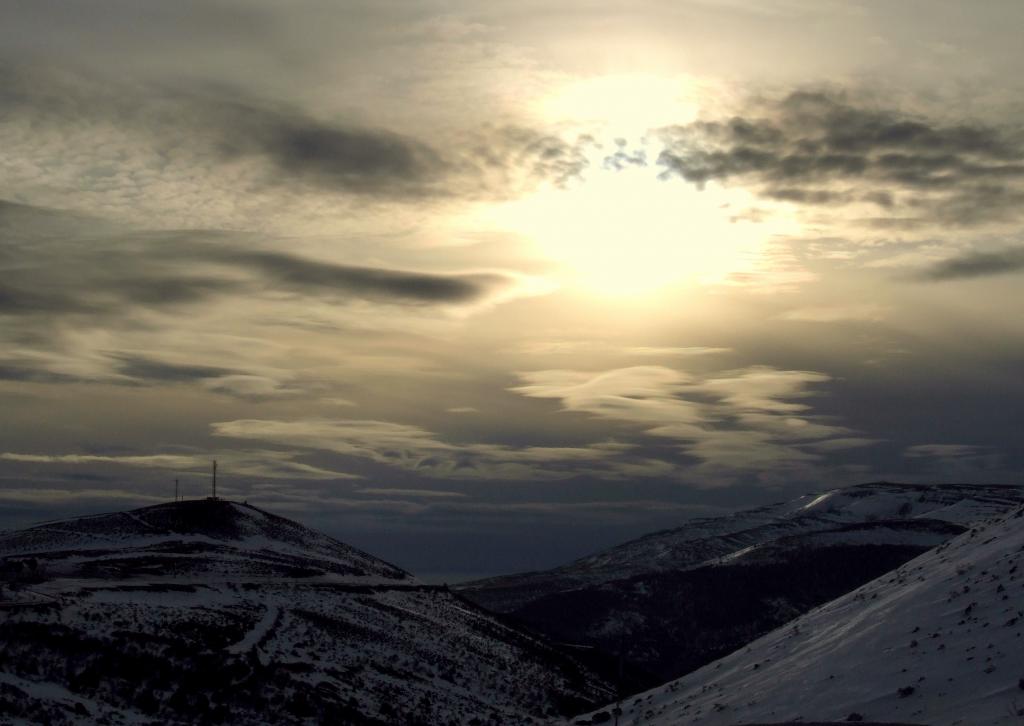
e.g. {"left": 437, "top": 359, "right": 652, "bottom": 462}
{"left": 0, "top": 499, "right": 614, "bottom": 725}
{"left": 0, "top": 498, "right": 410, "bottom": 583}
{"left": 575, "top": 504, "right": 1024, "bottom": 726}
{"left": 460, "top": 483, "right": 1024, "bottom": 614}
{"left": 506, "top": 518, "right": 962, "bottom": 684}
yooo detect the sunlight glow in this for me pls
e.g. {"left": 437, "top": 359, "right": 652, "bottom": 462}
{"left": 537, "top": 72, "right": 702, "bottom": 138}
{"left": 475, "top": 162, "right": 798, "bottom": 298}
{"left": 454, "top": 73, "right": 802, "bottom": 299}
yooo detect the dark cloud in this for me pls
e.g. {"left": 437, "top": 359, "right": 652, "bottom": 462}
{"left": 0, "top": 199, "right": 525, "bottom": 388}
{"left": 103, "top": 276, "right": 243, "bottom": 307}
{"left": 0, "top": 199, "right": 111, "bottom": 237}
{"left": 217, "top": 250, "right": 510, "bottom": 304}
{"left": 208, "top": 98, "right": 448, "bottom": 196}
{"left": 0, "top": 364, "right": 81, "bottom": 384}
{"left": 919, "top": 247, "right": 1024, "bottom": 281}
{"left": 763, "top": 188, "right": 847, "bottom": 205}
{"left": 0, "top": 284, "right": 85, "bottom": 315}
{"left": 0, "top": 64, "right": 449, "bottom": 198}
{"left": 111, "top": 355, "right": 235, "bottom": 383}
{"left": 0, "top": 200, "right": 517, "bottom": 320}
{"left": 216, "top": 109, "right": 594, "bottom": 196}
{"left": 657, "top": 90, "right": 1024, "bottom": 225}
{"left": 0, "top": 64, "right": 593, "bottom": 201}
{"left": 0, "top": 270, "right": 240, "bottom": 318}
{"left": 468, "top": 126, "right": 592, "bottom": 192}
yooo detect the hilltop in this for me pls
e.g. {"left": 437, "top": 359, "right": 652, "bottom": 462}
{"left": 0, "top": 498, "right": 411, "bottom": 584}
{"left": 0, "top": 498, "right": 613, "bottom": 725}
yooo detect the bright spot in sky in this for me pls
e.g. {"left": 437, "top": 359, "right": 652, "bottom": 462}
{"left": 456, "top": 72, "right": 800, "bottom": 299}
{"left": 537, "top": 72, "right": 702, "bottom": 137}
{"left": 476, "top": 162, "right": 798, "bottom": 298}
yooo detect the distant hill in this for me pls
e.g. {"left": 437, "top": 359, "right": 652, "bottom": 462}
{"left": 0, "top": 498, "right": 614, "bottom": 725}
{"left": 459, "top": 483, "right": 1024, "bottom": 684}
{"left": 574, "top": 501, "right": 1024, "bottom": 725}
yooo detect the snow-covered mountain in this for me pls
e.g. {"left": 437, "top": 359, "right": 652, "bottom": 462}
{"left": 459, "top": 483, "right": 1024, "bottom": 684}
{"left": 0, "top": 497, "right": 411, "bottom": 585}
{"left": 460, "top": 483, "right": 1024, "bottom": 613}
{"left": 0, "top": 499, "right": 614, "bottom": 725}
{"left": 574, "top": 502, "right": 1024, "bottom": 726}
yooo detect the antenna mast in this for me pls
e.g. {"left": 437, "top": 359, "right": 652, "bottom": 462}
{"left": 212, "top": 460, "right": 217, "bottom": 500}
{"left": 175, "top": 478, "right": 179, "bottom": 502}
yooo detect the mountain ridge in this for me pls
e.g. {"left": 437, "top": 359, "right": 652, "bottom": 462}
{"left": 459, "top": 482, "right": 1024, "bottom": 612}
{"left": 573, "top": 502, "right": 1024, "bottom": 725}
{"left": 458, "top": 482, "right": 1024, "bottom": 686}
{"left": 0, "top": 498, "right": 614, "bottom": 725}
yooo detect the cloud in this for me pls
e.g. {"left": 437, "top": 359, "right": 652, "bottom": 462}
{"left": 0, "top": 201, "right": 538, "bottom": 387}
{"left": 777, "top": 304, "right": 885, "bottom": 322}
{"left": 515, "top": 341, "right": 732, "bottom": 360}
{"left": 902, "top": 443, "right": 1003, "bottom": 477}
{"left": 0, "top": 198, "right": 115, "bottom": 238}
{"left": 917, "top": 247, "right": 1024, "bottom": 281}
{"left": 0, "top": 206, "right": 520, "bottom": 317}
{"left": 210, "top": 98, "right": 448, "bottom": 197}
{"left": 0, "top": 363, "right": 81, "bottom": 384}
{"left": 111, "top": 355, "right": 235, "bottom": 383}
{"left": 625, "top": 346, "right": 731, "bottom": 357}
{"left": 904, "top": 443, "right": 989, "bottom": 459}
{"left": 354, "top": 488, "right": 467, "bottom": 499}
{"left": 201, "top": 375, "right": 305, "bottom": 400}
{"left": 603, "top": 141, "right": 648, "bottom": 171}
{"left": 210, "top": 249, "right": 511, "bottom": 305}
{"left": 513, "top": 367, "right": 708, "bottom": 433}
{"left": 805, "top": 437, "right": 882, "bottom": 452}
{"left": 0, "top": 64, "right": 446, "bottom": 199}
{"left": 0, "top": 488, "right": 166, "bottom": 505}
{"left": 0, "top": 276, "right": 239, "bottom": 318}
{"left": 512, "top": 364, "right": 866, "bottom": 479}
{"left": 469, "top": 126, "right": 593, "bottom": 192}
{"left": 702, "top": 368, "right": 831, "bottom": 413}
{"left": 233, "top": 111, "right": 592, "bottom": 198}
{"left": 657, "top": 90, "right": 1024, "bottom": 227}
{"left": 0, "top": 64, "right": 594, "bottom": 209}
{"left": 212, "top": 418, "right": 670, "bottom": 481}
{"left": 1, "top": 453, "right": 201, "bottom": 468}
{"left": 0, "top": 450, "right": 358, "bottom": 481}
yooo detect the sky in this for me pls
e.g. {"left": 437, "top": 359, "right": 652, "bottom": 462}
{"left": 2, "top": 0, "right": 1023, "bottom": 579}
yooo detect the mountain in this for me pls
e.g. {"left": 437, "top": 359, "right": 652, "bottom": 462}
{"left": 460, "top": 483, "right": 1024, "bottom": 612}
{"left": 458, "top": 483, "right": 1024, "bottom": 683}
{"left": 0, "top": 498, "right": 614, "bottom": 725}
{"left": 574, "top": 502, "right": 1024, "bottom": 726}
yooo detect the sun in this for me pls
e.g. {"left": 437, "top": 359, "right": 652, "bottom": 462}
{"left": 475, "top": 161, "right": 796, "bottom": 298}
{"left": 459, "top": 73, "right": 798, "bottom": 299}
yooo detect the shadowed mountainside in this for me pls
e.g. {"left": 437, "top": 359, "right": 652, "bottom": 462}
{"left": 574, "top": 503, "right": 1024, "bottom": 725}
{"left": 460, "top": 483, "right": 1024, "bottom": 685}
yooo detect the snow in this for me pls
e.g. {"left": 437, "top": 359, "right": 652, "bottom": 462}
{"left": 0, "top": 499, "right": 416, "bottom": 585}
{"left": 799, "top": 491, "right": 835, "bottom": 512}
{"left": 0, "top": 498, "right": 615, "bottom": 724}
{"left": 462, "top": 483, "right": 1024, "bottom": 614}
{"left": 0, "top": 670, "right": 155, "bottom": 725}
{"left": 573, "top": 504, "right": 1024, "bottom": 726}
{"left": 226, "top": 604, "right": 279, "bottom": 654}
